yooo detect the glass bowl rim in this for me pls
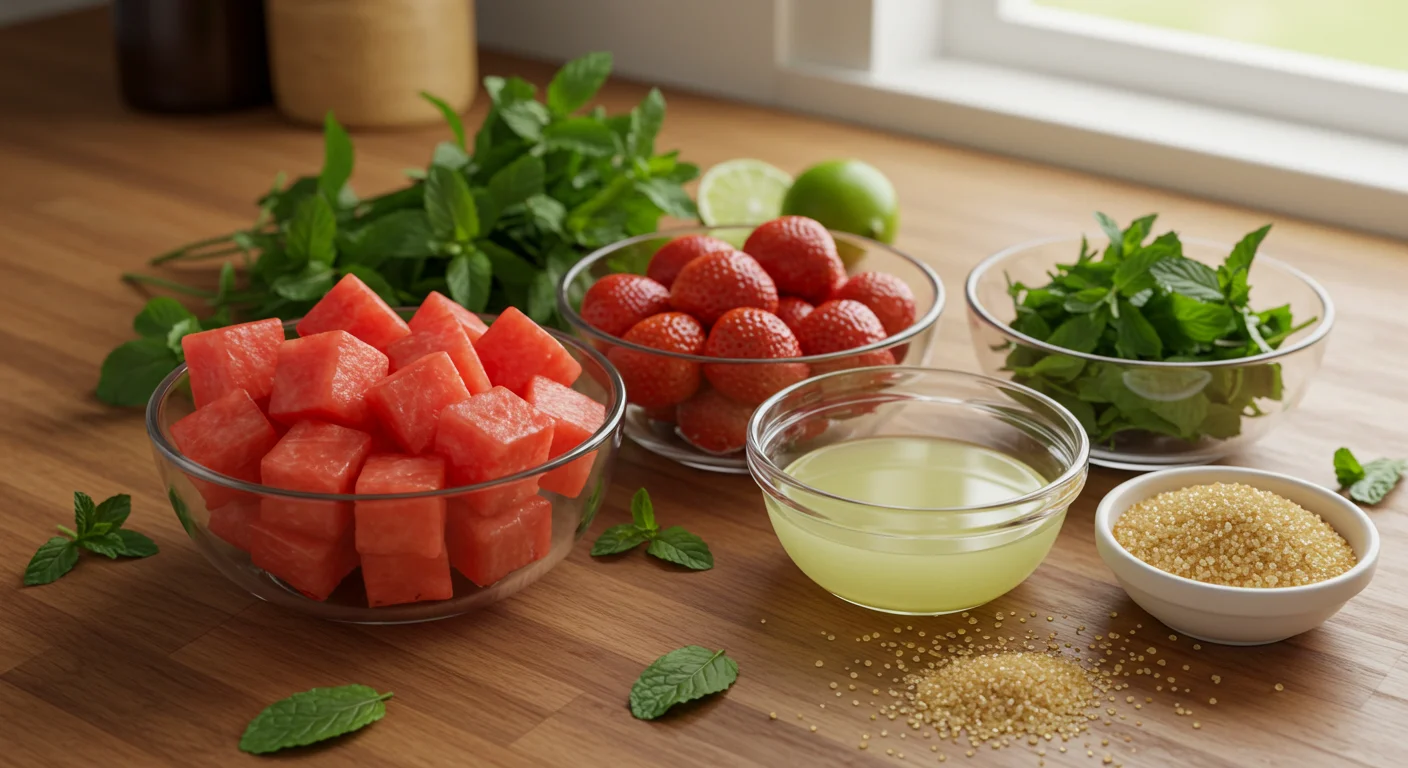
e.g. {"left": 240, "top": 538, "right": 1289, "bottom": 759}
{"left": 965, "top": 234, "right": 1336, "bottom": 369}
{"left": 144, "top": 318, "right": 627, "bottom": 502}
{"left": 745, "top": 366, "right": 1092, "bottom": 530}
{"left": 556, "top": 224, "right": 946, "bottom": 364}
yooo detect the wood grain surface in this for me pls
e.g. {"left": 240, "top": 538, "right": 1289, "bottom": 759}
{"left": 2, "top": 10, "right": 1406, "bottom": 768}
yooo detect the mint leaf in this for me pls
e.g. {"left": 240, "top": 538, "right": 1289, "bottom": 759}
{"left": 486, "top": 154, "right": 546, "bottom": 218}
{"left": 591, "top": 524, "right": 650, "bottom": 556}
{"left": 478, "top": 241, "right": 538, "bottom": 286}
{"left": 1046, "top": 312, "right": 1106, "bottom": 354}
{"left": 341, "top": 265, "right": 399, "bottom": 306}
{"left": 73, "top": 491, "right": 97, "bottom": 535}
{"left": 420, "top": 91, "right": 466, "bottom": 148}
{"left": 1113, "top": 304, "right": 1163, "bottom": 359}
{"left": 79, "top": 531, "right": 126, "bottom": 559}
{"left": 544, "top": 117, "right": 618, "bottom": 156}
{"left": 629, "top": 646, "right": 738, "bottom": 720}
{"left": 166, "top": 317, "right": 201, "bottom": 358}
{"left": 1094, "top": 211, "right": 1124, "bottom": 257}
{"left": 499, "top": 99, "right": 551, "bottom": 141}
{"left": 526, "top": 271, "right": 557, "bottom": 324}
{"left": 239, "top": 685, "right": 393, "bottom": 755}
{"left": 630, "top": 488, "right": 657, "bottom": 532}
{"left": 1170, "top": 294, "right": 1235, "bottom": 342}
{"left": 94, "top": 493, "right": 132, "bottom": 529}
{"left": 341, "top": 210, "right": 435, "bottom": 265}
{"left": 1112, "top": 244, "right": 1169, "bottom": 294}
{"left": 646, "top": 527, "right": 714, "bottom": 571}
{"left": 170, "top": 486, "right": 197, "bottom": 535}
{"left": 113, "top": 529, "right": 160, "bottom": 558}
{"left": 547, "top": 51, "right": 613, "bottom": 115}
{"left": 133, "top": 297, "right": 197, "bottom": 339}
{"left": 1121, "top": 214, "right": 1158, "bottom": 253}
{"left": 524, "top": 195, "right": 566, "bottom": 235}
{"left": 1334, "top": 448, "right": 1366, "bottom": 487}
{"left": 97, "top": 338, "right": 181, "bottom": 406}
{"left": 1224, "top": 224, "right": 1271, "bottom": 278}
{"left": 286, "top": 195, "right": 337, "bottom": 266}
{"left": 24, "top": 538, "right": 79, "bottom": 586}
{"left": 627, "top": 88, "right": 666, "bottom": 159}
{"left": 272, "top": 261, "right": 336, "bottom": 301}
{"left": 426, "top": 166, "right": 479, "bottom": 242}
{"left": 634, "top": 178, "right": 698, "bottom": 220}
{"left": 430, "top": 141, "right": 470, "bottom": 171}
{"left": 446, "top": 250, "right": 492, "bottom": 312}
{"left": 319, "top": 112, "right": 355, "bottom": 204}
{"left": 1348, "top": 458, "right": 1406, "bottom": 505}
{"left": 1150, "top": 258, "right": 1222, "bottom": 301}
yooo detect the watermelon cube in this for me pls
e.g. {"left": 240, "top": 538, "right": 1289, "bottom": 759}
{"left": 409, "top": 290, "right": 489, "bottom": 343}
{"left": 181, "top": 318, "right": 285, "bottom": 409}
{"left": 473, "top": 307, "right": 582, "bottom": 395}
{"left": 267, "top": 330, "right": 388, "bottom": 430}
{"left": 524, "top": 375, "right": 606, "bottom": 498}
{"left": 208, "top": 498, "right": 260, "bottom": 552}
{"left": 354, "top": 454, "right": 446, "bottom": 557}
{"left": 366, "top": 352, "right": 472, "bottom": 455}
{"left": 387, "top": 320, "right": 491, "bottom": 395}
{"left": 259, "top": 421, "right": 372, "bottom": 539}
{"left": 249, "top": 518, "right": 359, "bottom": 601}
{"left": 296, "top": 273, "right": 411, "bottom": 351}
{"left": 434, "top": 386, "right": 554, "bottom": 511}
{"left": 361, "top": 546, "right": 453, "bottom": 607}
{"left": 169, "top": 388, "right": 280, "bottom": 508}
{"left": 445, "top": 495, "right": 552, "bottom": 587}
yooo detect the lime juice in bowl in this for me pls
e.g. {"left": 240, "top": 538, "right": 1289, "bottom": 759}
{"left": 747, "top": 368, "right": 1089, "bottom": 615}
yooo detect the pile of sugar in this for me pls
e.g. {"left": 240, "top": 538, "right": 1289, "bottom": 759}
{"left": 1114, "top": 482, "right": 1356, "bottom": 588}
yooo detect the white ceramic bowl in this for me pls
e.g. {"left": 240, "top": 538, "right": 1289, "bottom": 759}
{"left": 1094, "top": 466, "right": 1379, "bottom": 646}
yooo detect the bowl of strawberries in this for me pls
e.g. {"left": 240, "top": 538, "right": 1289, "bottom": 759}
{"left": 558, "top": 216, "right": 944, "bottom": 473}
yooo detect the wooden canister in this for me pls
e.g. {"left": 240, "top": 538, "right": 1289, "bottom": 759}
{"left": 265, "top": 0, "right": 475, "bottom": 128}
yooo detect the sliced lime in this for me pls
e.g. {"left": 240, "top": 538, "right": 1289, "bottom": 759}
{"left": 697, "top": 159, "right": 792, "bottom": 228}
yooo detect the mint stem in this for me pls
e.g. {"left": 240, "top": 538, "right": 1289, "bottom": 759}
{"left": 148, "top": 230, "right": 243, "bottom": 265}
{"left": 56, "top": 525, "right": 78, "bottom": 539}
{"left": 121, "top": 273, "right": 217, "bottom": 298}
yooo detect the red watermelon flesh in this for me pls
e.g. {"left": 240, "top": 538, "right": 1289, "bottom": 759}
{"left": 170, "top": 388, "right": 280, "bottom": 508}
{"left": 259, "top": 421, "right": 372, "bottom": 539}
{"left": 473, "top": 307, "right": 582, "bottom": 395}
{"left": 386, "top": 320, "right": 491, "bottom": 395}
{"left": 366, "top": 352, "right": 472, "bottom": 454}
{"left": 354, "top": 454, "right": 446, "bottom": 557}
{"left": 181, "top": 318, "right": 285, "bottom": 409}
{"left": 409, "top": 290, "right": 489, "bottom": 343}
{"left": 361, "top": 545, "right": 453, "bottom": 607}
{"left": 208, "top": 498, "right": 260, "bottom": 552}
{"left": 524, "top": 375, "right": 606, "bottom": 498}
{"left": 446, "top": 494, "right": 552, "bottom": 587}
{"left": 434, "top": 386, "right": 554, "bottom": 486}
{"left": 267, "top": 330, "right": 388, "bottom": 430}
{"left": 249, "top": 518, "right": 359, "bottom": 601}
{"left": 296, "top": 273, "right": 411, "bottom": 351}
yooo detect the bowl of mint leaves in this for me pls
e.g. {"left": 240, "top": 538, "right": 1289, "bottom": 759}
{"left": 965, "top": 213, "right": 1334, "bottom": 471}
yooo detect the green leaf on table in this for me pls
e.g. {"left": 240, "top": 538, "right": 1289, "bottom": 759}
{"left": 239, "top": 685, "right": 393, "bottom": 755}
{"left": 319, "top": 112, "right": 355, "bottom": 205}
{"left": 73, "top": 491, "right": 97, "bottom": 535}
{"left": 78, "top": 531, "right": 126, "bottom": 559}
{"left": 96, "top": 338, "right": 181, "bottom": 407}
{"left": 23, "top": 538, "right": 78, "bottom": 586}
{"left": 646, "top": 527, "right": 714, "bottom": 571}
{"left": 425, "top": 166, "right": 479, "bottom": 242}
{"left": 543, "top": 117, "right": 618, "bottom": 156}
{"left": 627, "top": 88, "right": 666, "bottom": 159}
{"left": 133, "top": 297, "right": 197, "bottom": 339}
{"left": 630, "top": 487, "right": 657, "bottom": 532}
{"left": 547, "top": 51, "right": 613, "bottom": 115}
{"left": 272, "top": 261, "right": 336, "bottom": 302}
{"left": 1334, "top": 447, "right": 1365, "bottom": 487}
{"left": 634, "top": 178, "right": 698, "bottom": 220}
{"left": 93, "top": 493, "right": 131, "bottom": 529}
{"left": 590, "top": 524, "right": 650, "bottom": 556}
{"left": 112, "top": 529, "right": 160, "bottom": 558}
{"left": 420, "top": 91, "right": 466, "bottom": 148}
{"left": 286, "top": 195, "right": 337, "bottom": 266}
{"left": 628, "top": 646, "right": 738, "bottom": 721}
{"left": 1150, "top": 258, "right": 1223, "bottom": 301}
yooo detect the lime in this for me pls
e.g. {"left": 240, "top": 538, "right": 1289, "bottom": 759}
{"left": 697, "top": 159, "right": 793, "bottom": 227}
{"left": 781, "top": 159, "right": 899, "bottom": 252}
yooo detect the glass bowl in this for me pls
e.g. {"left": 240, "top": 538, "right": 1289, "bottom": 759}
{"left": 558, "top": 225, "right": 944, "bottom": 474}
{"left": 746, "top": 367, "right": 1089, "bottom": 615}
{"left": 145, "top": 317, "right": 626, "bottom": 624}
{"left": 966, "top": 236, "right": 1334, "bottom": 471}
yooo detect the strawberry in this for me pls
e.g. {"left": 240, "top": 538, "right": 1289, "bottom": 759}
{"left": 743, "top": 216, "right": 846, "bottom": 304}
{"left": 579, "top": 273, "right": 671, "bottom": 337}
{"left": 676, "top": 387, "right": 754, "bottom": 455}
{"left": 834, "top": 271, "right": 917, "bottom": 336}
{"left": 797, "top": 299, "right": 895, "bottom": 375}
{"left": 669, "top": 250, "right": 779, "bottom": 326}
{"left": 702, "top": 308, "right": 810, "bottom": 405}
{"left": 643, "top": 405, "right": 677, "bottom": 424}
{"left": 607, "top": 312, "right": 705, "bottom": 410}
{"left": 647, "top": 234, "right": 736, "bottom": 288}
{"left": 774, "top": 297, "right": 815, "bottom": 336}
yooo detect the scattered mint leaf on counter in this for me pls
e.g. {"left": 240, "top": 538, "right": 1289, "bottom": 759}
{"left": 239, "top": 685, "right": 393, "bottom": 755}
{"left": 589, "top": 488, "right": 713, "bottom": 570}
{"left": 22, "top": 492, "right": 158, "bottom": 586}
{"left": 629, "top": 646, "right": 738, "bottom": 720}
{"left": 1335, "top": 448, "right": 1406, "bottom": 505}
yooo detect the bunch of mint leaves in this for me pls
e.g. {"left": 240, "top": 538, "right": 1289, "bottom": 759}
{"left": 99, "top": 51, "right": 699, "bottom": 406}
{"left": 24, "top": 492, "right": 159, "bottom": 585}
{"left": 1005, "top": 213, "right": 1315, "bottom": 446}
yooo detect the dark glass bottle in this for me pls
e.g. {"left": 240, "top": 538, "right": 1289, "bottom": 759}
{"left": 113, "top": 0, "right": 272, "bottom": 113}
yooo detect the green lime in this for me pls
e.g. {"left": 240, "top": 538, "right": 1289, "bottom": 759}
{"left": 781, "top": 159, "right": 899, "bottom": 252}
{"left": 697, "top": 159, "right": 793, "bottom": 227}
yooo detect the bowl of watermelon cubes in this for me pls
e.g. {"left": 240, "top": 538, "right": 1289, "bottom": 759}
{"left": 145, "top": 275, "right": 625, "bottom": 623}
{"left": 558, "top": 217, "right": 944, "bottom": 473}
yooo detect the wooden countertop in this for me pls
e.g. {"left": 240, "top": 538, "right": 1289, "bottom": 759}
{"left": 2, "top": 10, "right": 1406, "bottom": 768}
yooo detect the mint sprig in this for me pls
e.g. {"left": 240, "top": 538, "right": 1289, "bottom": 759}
{"left": 22, "top": 492, "right": 159, "bottom": 586}
{"left": 629, "top": 646, "right": 738, "bottom": 720}
{"left": 590, "top": 488, "right": 713, "bottom": 570}
{"left": 239, "top": 685, "right": 393, "bottom": 754}
{"left": 1334, "top": 447, "right": 1405, "bottom": 505}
